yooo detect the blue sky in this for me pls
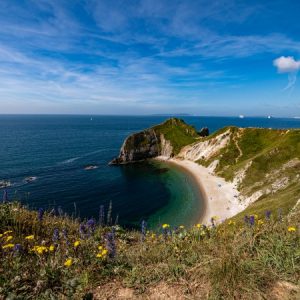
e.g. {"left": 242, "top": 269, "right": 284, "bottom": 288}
{"left": 1, "top": 0, "right": 300, "bottom": 116}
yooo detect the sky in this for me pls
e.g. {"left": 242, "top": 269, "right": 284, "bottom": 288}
{"left": 1, "top": 0, "right": 300, "bottom": 116}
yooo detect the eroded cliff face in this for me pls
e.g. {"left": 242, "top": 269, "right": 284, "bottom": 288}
{"left": 110, "top": 129, "right": 161, "bottom": 164}
{"left": 110, "top": 118, "right": 198, "bottom": 164}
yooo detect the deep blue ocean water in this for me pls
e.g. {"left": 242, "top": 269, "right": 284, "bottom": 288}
{"left": 1, "top": 115, "right": 300, "bottom": 228}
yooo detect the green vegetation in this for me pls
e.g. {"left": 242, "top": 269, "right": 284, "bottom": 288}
{"left": 0, "top": 202, "right": 299, "bottom": 299}
{"left": 196, "top": 126, "right": 300, "bottom": 217}
{"left": 154, "top": 118, "right": 199, "bottom": 154}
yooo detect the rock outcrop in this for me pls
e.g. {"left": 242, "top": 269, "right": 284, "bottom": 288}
{"left": 110, "top": 118, "right": 199, "bottom": 164}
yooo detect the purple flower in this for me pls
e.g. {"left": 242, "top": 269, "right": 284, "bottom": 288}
{"left": 14, "top": 244, "right": 22, "bottom": 252}
{"left": 53, "top": 228, "right": 59, "bottom": 242}
{"left": 265, "top": 210, "right": 271, "bottom": 220}
{"left": 249, "top": 216, "right": 255, "bottom": 226}
{"left": 2, "top": 189, "right": 8, "bottom": 202}
{"left": 38, "top": 208, "right": 44, "bottom": 222}
{"left": 79, "top": 223, "right": 87, "bottom": 238}
{"left": 141, "top": 220, "right": 147, "bottom": 242}
{"left": 105, "top": 231, "right": 116, "bottom": 259}
{"left": 87, "top": 218, "right": 96, "bottom": 229}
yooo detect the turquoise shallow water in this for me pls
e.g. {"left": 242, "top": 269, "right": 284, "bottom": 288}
{"left": 1, "top": 115, "right": 300, "bottom": 228}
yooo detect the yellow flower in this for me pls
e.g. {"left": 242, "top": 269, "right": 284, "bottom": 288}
{"left": 2, "top": 243, "right": 14, "bottom": 249}
{"left": 196, "top": 224, "right": 201, "bottom": 228}
{"left": 151, "top": 233, "right": 156, "bottom": 239}
{"left": 228, "top": 220, "right": 236, "bottom": 225}
{"left": 162, "top": 224, "right": 170, "bottom": 229}
{"left": 25, "top": 235, "right": 34, "bottom": 240}
{"left": 64, "top": 258, "right": 73, "bottom": 267}
{"left": 74, "top": 240, "right": 81, "bottom": 248}
{"left": 96, "top": 248, "right": 108, "bottom": 259}
{"left": 288, "top": 226, "right": 297, "bottom": 232}
{"left": 3, "top": 230, "right": 13, "bottom": 235}
{"left": 98, "top": 245, "right": 103, "bottom": 251}
{"left": 33, "top": 245, "right": 48, "bottom": 255}
{"left": 6, "top": 236, "right": 13, "bottom": 242}
{"left": 0, "top": 234, "right": 3, "bottom": 238}
{"left": 49, "top": 245, "right": 55, "bottom": 252}
{"left": 179, "top": 225, "right": 185, "bottom": 229}
{"left": 254, "top": 214, "right": 259, "bottom": 219}
{"left": 257, "top": 220, "right": 264, "bottom": 226}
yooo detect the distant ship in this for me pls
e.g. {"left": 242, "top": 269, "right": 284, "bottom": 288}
{"left": 267, "top": 115, "right": 271, "bottom": 119}
{"left": 239, "top": 115, "right": 244, "bottom": 119}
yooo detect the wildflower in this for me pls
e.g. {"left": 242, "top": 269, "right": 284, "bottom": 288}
{"left": 25, "top": 235, "right": 34, "bottom": 240}
{"left": 228, "top": 220, "right": 236, "bottom": 226}
{"left": 87, "top": 218, "right": 96, "bottom": 233}
{"left": 0, "top": 234, "right": 2, "bottom": 238}
{"left": 105, "top": 231, "right": 116, "bottom": 259}
{"left": 79, "top": 223, "right": 87, "bottom": 239}
{"left": 13, "top": 244, "right": 22, "bottom": 253}
{"left": 258, "top": 220, "right": 264, "bottom": 226}
{"left": 141, "top": 220, "right": 147, "bottom": 242}
{"left": 49, "top": 245, "right": 55, "bottom": 252}
{"left": 96, "top": 248, "right": 108, "bottom": 259}
{"left": 38, "top": 208, "right": 44, "bottom": 222}
{"left": 3, "top": 230, "right": 13, "bottom": 235}
{"left": 64, "top": 258, "right": 73, "bottom": 267}
{"left": 249, "top": 216, "right": 255, "bottom": 226}
{"left": 74, "top": 240, "right": 81, "bottom": 248}
{"left": 151, "top": 233, "right": 156, "bottom": 239}
{"left": 179, "top": 225, "right": 185, "bottom": 229}
{"left": 2, "top": 243, "right": 14, "bottom": 249}
{"left": 265, "top": 210, "right": 271, "bottom": 220}
{"left": 196, "top": 224, "right": 201, "bottom": 228}
{"left": 288, "top": 226, "right": 297, "bottom": 232}
{"left": 6, "top": 236, "right": 13, "bottom": 242}
{"left": 162, "top": 224, "right": 170, "bottom": 229}
{"left": 33, "top": 246, "right": 48, "bottom": 255}
{"left": 53, "top": 228, "right": 59, "bottom": 242}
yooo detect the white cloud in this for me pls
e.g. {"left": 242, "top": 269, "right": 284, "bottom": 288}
{"left": 273, "top": 56, "right": 300, "bottom": 92}
{"left": 273, "top": 56, "right": 300, "bottom": 73}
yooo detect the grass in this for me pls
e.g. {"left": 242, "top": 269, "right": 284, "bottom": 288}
{"left": 154, "top": 118, "right": 199, "bottom": 154}
{"left": 0, "top": 202, "right": 299, "bottom": 299}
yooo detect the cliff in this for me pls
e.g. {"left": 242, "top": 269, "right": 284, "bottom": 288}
{"left": 110, "top": 118, "right": 199, "bottom": 164}
{"left": 178, "top": 126, "right": 300, "bottom": 219}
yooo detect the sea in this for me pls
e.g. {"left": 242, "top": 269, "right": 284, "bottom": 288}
{"left": 1, "top": 115, "right": 300, "bottom": 229}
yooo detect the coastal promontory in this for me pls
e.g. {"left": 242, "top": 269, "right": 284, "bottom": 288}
{"left": 110, "top": 118, "right": 199, "bottom": 164}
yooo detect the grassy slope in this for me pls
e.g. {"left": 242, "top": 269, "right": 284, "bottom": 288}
{"left": 153, "top": 118, "right": 199, "bottom": 154}
{"left": 195, "top": 126, "right": 300, "bottom": 221}
{"left": 0, "top": 202, "right": 299, "bottom": 299}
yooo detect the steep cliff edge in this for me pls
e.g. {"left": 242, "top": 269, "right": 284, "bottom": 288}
{"left": 178, "top": 126, "right": 300, "bottom": 219}
{"left": 110, "top": 118, "right": 199, "bottom": 164}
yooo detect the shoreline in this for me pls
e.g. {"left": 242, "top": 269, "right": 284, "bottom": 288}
{"left": 156, "top": 157, "right": 247, "bottom": 225}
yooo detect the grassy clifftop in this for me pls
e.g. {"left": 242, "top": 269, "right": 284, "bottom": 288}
{"left": 188, "top": 126, "right": 300, "bottom": 221}
{"left": 0, "top": 202, "right": 299, "bottom": 299}
{"left": 153, "top": 118, "right": 199, "bottom": 154}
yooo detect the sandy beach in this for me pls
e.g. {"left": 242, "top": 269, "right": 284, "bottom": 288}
{"left": 156, "top": 157, "right": 247, "bottom": 225}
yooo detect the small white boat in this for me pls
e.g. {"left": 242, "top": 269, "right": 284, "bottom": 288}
{"left": 239, "top": 115, "right": 244, "bottom": 119}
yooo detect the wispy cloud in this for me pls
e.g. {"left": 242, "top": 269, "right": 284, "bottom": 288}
{"left": 273, "top": 56, "right": 300, "bottom": 91}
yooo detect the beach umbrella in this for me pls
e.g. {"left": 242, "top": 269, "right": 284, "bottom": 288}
{"left": 2, "top": 189, "right": 8, "bottom": 202}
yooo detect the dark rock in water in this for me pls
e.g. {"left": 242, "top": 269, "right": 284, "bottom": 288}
{"left": 198, "top": 127, "right": 209, "bottom": 137}
{"left": 154, "top": 168, "right": 169, "bottom": 174}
